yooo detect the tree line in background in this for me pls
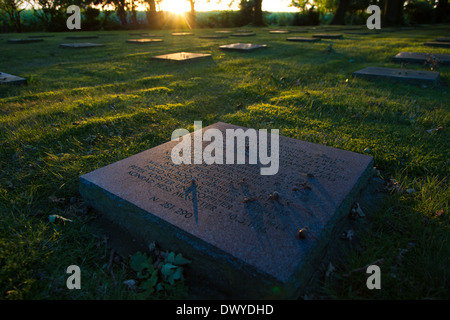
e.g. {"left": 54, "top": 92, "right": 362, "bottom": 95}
{"left": 0, "top": 0, "right": 449, "bottom": 33}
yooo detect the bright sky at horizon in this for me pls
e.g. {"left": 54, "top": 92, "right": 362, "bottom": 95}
{"left": 158, "top": 0, "right": 298, "bottom": 13}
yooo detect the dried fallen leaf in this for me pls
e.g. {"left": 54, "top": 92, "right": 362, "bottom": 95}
{"left": 385, "top": 179, "right": 403, "bottom": 193}
{"left": 325, "top": 262, "right": 335, "bottom": 278}
{"left": 48, "top": 214, "right": 72, "bottom": 223}
{"left": 341, "top": 230, "right": 354, "bottom": 240}
{"left": 426, "top": 127, "right": 443, "bottom": 134}
{"left": 48, "top": 195, "right": 65, "bottom": 203}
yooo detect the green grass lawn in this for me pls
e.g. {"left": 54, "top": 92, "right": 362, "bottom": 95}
{"left": 0, "top": 25, "right": 449, "bottom": 300}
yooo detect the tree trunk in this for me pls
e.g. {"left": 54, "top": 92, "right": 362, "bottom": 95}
{"left": 187, "top": 0, "right": 196, "bottom": 28}
{"left": 330, "top": 0, "right": 350, "bottom": 25}
{"left": 252, "top": 0, "right": 264, "bottom": 26}
{"left": 146, "top": 0, "right": 159, "bottom": 29}
{"left": 383, "top": 0, "right": 405, "bottom": 26}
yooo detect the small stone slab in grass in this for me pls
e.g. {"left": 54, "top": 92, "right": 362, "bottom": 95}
{"left": 65, "top": 35, "right": 99, "bottom": 39}
{"left": 8, "top": 38, "right": 43, "bottom": 43}
{"left": 199, "top": 35, "right": 228, "bottom": 39}
{"left": 126, "top": 39, "right": 164, "bottom": 44}
{"left": 152, "top": 52, "right": 212, "bottom": 63}
{"left": 215, "top": 30, "right": 231, "bottom": 34}
{"left": 424, "top": 41, "right": 450, "bottom": 48}
{"left": 353, "top": 67, "right": 440, "bottom": 84}
{"left": 286, "top": 37, "right": 321, "bottom": 43}
{"left": 435, "top": 38, "right": 450, "bottom": 42}
{"left": 29, "top": 35, "right": 54, "bottom": 38}
{"left": 312, "top": 34, "right": 343, "bottom": 39}
{"left": 269, "top": 30, "right": 290, "bottom": 34}
{"left": 393, "top": 52, "right": 450, "bottom": 65}
{"left": 172, "top": 32, "right": 194, "bottom": 36}
{"left": 59, "top": 43, "right": 105, "bottom": 48}
{"left": 0, "top": 72, "right": 26, "bottom": 85}
{"left": 231, "top": 32, "right": 256, "bottom": 37}
{"left": 219, "top": 43, "right": 267, "bottom": 52}
{"left": 140, "top": 34, "right": 164, "bottom": 38}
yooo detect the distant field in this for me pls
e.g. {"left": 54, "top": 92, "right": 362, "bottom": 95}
{"left": 0, "top": 25, "right": 449, "bottom": 299}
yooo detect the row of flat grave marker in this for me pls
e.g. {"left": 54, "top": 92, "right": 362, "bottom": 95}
{"left": 0, "top": 72, "right": 27, "bottom": 85}
{"left": 353, "top": 67, "right": 440, "bottom": 84}
{"left": 393, "top": 52, "right": 450, "bottom": 65}
{"left": 126, "top": 39, "right": 164, "bottom": 44}
{"left": 7, "top": 38, "right": 43, "bottom": 44}
{"left": 79, "top": 122, "right": 374, "bottom": 299}
{"left": 60, "top": 43, "right": 105, "bottom": 48}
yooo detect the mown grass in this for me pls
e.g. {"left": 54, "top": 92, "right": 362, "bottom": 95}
{"left": 0, "top": 25, "right": 449, "bottom": 299}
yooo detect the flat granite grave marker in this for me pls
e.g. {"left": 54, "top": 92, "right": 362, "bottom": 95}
{"left": 29, "top": 35, "right": 54, "bottom": 38}
{"left": 126, "top": 39, "right": 163, "bottom": 44}
{"left": 393, "top": 52, "right": 450, "bottom": 65}
{"left": 286, "top": 37, "right": 321, "bottom": 43}
{"left": 199, "top": 35, "right": 228, "bottom": 39}
{"left": 8, "top": 38, "right": 43, "bottom": 43}
{"left": 0, "top": 72, "right": 26, "bottom": 85}
{"left": 312, "top": 34, "right": 343, "bottom": 39}
{"left": 60, "top": 43, "right": 105, "bottom": 48}
{"left": 172, "top": 32, "right": 194, "bottom": 36}
{"left": 151, "top": 52, "right": 212, "bottom": 63}
{"left": 66, "top": 35, "right": 99, "bottom": 39}
{"left": 424, "top": 41, "right": 450, "bottom": 48}
{"left": 79, "top": 122, "right": 374, "bottom": 299}
{"left": 219, "top": 43, "right": 267, "bottom": 52}
{"left": 269, "top": 30, "right": 290, "bottom": 34}
{"left": 353, "top": 66, "right": 440, "bottom": 83}
{"left": 231, "top": 32, "right": 256, "bottom": 37}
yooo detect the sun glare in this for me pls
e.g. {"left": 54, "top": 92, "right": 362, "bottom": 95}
{"left": 163, "top": 0, "right": 191, "bottom": 14}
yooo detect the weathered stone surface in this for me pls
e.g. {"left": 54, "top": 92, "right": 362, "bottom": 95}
{"left": 28, "top": 35, "right": 54, "bottom": 38}
{"left": 59, "top": 43, "right": 105, "bottom": 48}
{"left": 79, "top": 122, "right": 374, "bottom": 299}
{"left": 172, "top": 32, "right": 194, "bottom": 36}
{"left": 353, "top": 66, "right": 440, "bottom": 83}
{"left": 126, "top": 39, "right": 163, "bottom": 44}
{"left": 231, "top": 32, "right": 256, "bottom": 37}
{"left": 199, "top": 35, "right": 228, "bottom": 39}
{"left": 65, "top": 35, "right": 99, "bottom": 39}
{"left": 269, "top": 30, "right": 290, "bottom": 34}
{"left": 424, "top": 41, "right": 450, "bottom": 48}
{"left": 7, "top": 38, "right": 43, "bottom": 43}
{"left": 286, "top": 37, "right": 321, "bottom": 43}
{"left": 393, "top": 52, "right": 450, "bottom": 65}
{"left": 151, "top": 52, "right": 212, "bottom": 63}
{"left": 219, "top": 43, "right": 267, "bottom": 52}
{"left": 312, "top": 34, "right": 343, "bottom": 39}
{"left": 0, "top": 72, "right": 26, "bottom": 85}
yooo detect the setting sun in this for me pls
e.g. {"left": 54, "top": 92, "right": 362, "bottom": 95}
{"left": 161, "top": 0, "right": 192, "bottom": 14}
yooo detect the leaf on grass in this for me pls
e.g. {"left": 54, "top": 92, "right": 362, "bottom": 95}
{"left": 130, "top": 252, "right": 152, "bottom": 272}
{"left": 48, "top": 214, "right": 72, "bottom": 223}
{"left": 123, "top": 279, "right": 136, "bottom": 289}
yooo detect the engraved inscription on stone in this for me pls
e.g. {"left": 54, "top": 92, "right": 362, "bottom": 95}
{"left": 80, "top": 122, "right": 374, "bottom": 287}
